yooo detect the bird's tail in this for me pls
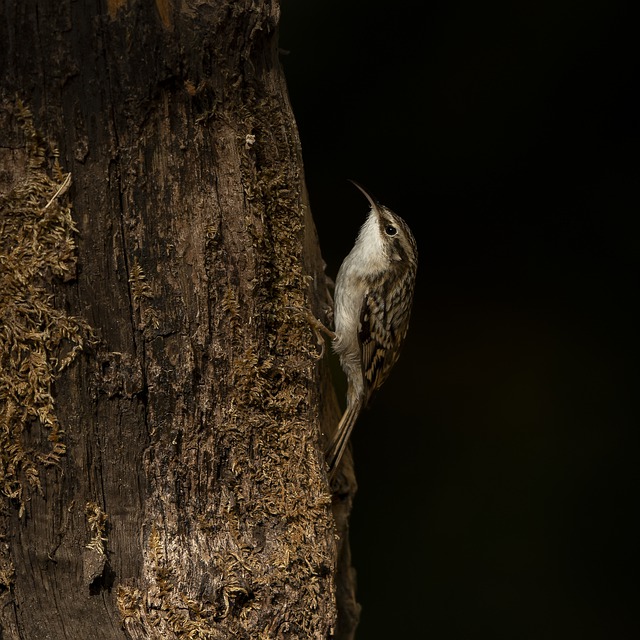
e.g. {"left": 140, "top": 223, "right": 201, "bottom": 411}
{"left": 325, "top": 400, "right": 363, "bottom": 479}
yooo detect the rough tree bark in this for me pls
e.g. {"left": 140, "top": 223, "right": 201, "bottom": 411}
{"left": 0, "top": 1, "right": 358, "bottom": 638}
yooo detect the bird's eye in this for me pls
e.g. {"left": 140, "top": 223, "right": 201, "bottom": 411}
{"left": 385, "top": 225, "right": 397, "bottom": 236}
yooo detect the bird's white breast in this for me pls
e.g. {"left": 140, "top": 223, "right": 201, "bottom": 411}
{"left": 332, "top": 210, "right": 389, "bottom": 398}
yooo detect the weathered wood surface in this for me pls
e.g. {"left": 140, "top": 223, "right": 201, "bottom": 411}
{"left": 0, "top": 1, "right": 357, "bottom": 638}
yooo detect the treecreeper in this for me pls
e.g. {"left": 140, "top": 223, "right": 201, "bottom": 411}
{"left": 316, "top": 181, "right": 418, "bottom": 478}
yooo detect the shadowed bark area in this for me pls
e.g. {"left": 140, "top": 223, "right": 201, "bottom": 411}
{"left": 0, "top": 1, "right": 358, "bottom": 638}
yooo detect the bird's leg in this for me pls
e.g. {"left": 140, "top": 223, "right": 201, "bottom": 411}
{"left": 286, "top": 306, "right": 336, "bottom": 358}
{"left": 305, "top": 311, "right": 336, "bottom": 340}
{"left": 303, "top": 311, "right": 336, "bottom": 359}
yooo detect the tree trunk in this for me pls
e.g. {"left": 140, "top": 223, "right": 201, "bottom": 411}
{"left": 0, "top": 1, "right": 358, "bottom": 638}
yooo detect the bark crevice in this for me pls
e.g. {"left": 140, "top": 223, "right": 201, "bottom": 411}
{"left": 1, "top": 2, "right": 358, "bottom": 638}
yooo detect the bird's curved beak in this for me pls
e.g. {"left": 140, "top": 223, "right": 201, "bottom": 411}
{"left": 349, "top": 180, "right": 382, "bottom": 218}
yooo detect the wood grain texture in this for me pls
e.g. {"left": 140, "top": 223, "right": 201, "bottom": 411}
{"left": 0, "top": 1, "right": 358, "bottom": 638}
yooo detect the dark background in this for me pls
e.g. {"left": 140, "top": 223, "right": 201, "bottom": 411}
{"left": 280, "top": 1, "right": 638, "bottom": 638}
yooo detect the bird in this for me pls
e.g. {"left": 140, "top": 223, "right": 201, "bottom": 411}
{"left": 324, "top": 181, "right": 418, "bottom": 478}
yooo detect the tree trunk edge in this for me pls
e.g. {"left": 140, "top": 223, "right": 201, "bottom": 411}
{"left": 0, "top": 1, "right": 360, "bottom": 638}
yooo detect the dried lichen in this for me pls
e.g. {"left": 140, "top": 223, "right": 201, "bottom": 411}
{"left": 129, "top": 257, "right": 160, "bottom": 332}
{"left": 116, "top": 583, "right": 144, "bottom": 622}
{"left": 199, "top": 95, "right": 337, "bottom": 635}
{"left": 0, "top": 530, "right": 14, "bottom": 592}
{"left": 129, "top": 518, "right": 333, "bottom": 639}
{"left": 0, "top": 99, "right": 92, "bottom": 512}
{"left": 83, "top": 501, "right": 109, "bottom": 590}
{"left": 118, "top": 526, "right": 227, "bottom": 639}
{"left": 117, "top": 93, "right": 336, "bottom": 636}
{"left": 85, "top": 501, "right": 109, "bottom": 555}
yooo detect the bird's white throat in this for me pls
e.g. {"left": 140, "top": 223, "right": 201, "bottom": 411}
{"left": 349, "top": 210, "right": 388, "bottom": 275}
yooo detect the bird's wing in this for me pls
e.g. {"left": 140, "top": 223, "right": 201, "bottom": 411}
{"left": 359, "top": 289, "right": 397, "bottom": 403}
